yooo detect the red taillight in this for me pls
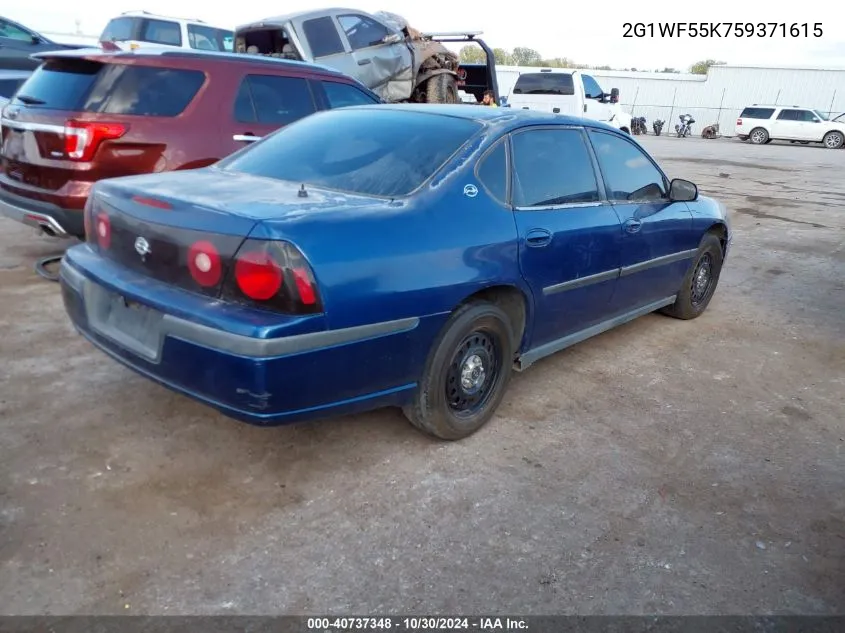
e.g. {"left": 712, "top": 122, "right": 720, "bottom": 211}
{"left": 64, "top": 120, "right": 127, "bottom": 162}
{"left": 187, "top": 240, "right": 222, "bottom": 287}
{"left": 235, "top": 251, "right": 283, "bottom": 301}
{"left": 95, "top": 212, "right": 111, "bottom": 249}
{"left": 222, "top": 239, "right": 322, "bottom": 314}
{"left": 132, "top": 196, "right": 172, "bottom": 210}
{"left": 737, "top": 118, "right": 743, "bottom": 126}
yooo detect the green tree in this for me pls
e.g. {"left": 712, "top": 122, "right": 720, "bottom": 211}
{"left": 458, "top": 46, "right": 485, "bottom": 63}
{"left": 492, "top": 48, "right": 513, "bottom": 65}
{"left": 689, "top": 59, "right": 726, "bottom": 74}
{"left": 511, "top": 46, "right": 542, "bottom": 66}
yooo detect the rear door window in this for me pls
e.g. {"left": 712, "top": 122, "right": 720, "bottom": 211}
{"left": 739, "top": 107, "right": 774, "bottom": 119}
{"left": 235, "top": 75, "right": 317, "bottom": 125}
{"left": 101, "top": 17, "right": 136, "bottom": 42}
{"left": 302, "top": 16, "right": 345, "bottom": 58}
{"left": 322, "top": 81, "right": 378, "bottom": 108}
{"left": 82, "top": 65, "right": 204, "bottom": 116}
{"left": 512, "top": 73, "right": 574, "bottom": 96}
{"left": 140, "top": 19, "right": 182, "bottom": 46}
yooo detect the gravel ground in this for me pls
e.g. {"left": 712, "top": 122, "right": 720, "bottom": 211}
{"left": 0, "top": 135, "right": 843, "bottom": 615}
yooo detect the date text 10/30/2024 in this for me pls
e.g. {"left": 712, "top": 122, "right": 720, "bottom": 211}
{"left": 622, "top": 22, "right": 823, "bottom": 38}
{"left": 307, "top": 617, "right": 529, "bottom": 631}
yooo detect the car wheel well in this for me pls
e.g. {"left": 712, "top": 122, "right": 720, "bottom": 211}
{"left": 706, "top": 223, "right": 728, "bottom": 255}
{"left": 621, "top": 127, "right": 631, "bottom": 135}
{"left": 459, "top": 285, "right": 527, "bottom": 351}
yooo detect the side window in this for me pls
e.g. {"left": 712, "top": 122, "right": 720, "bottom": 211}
{"left": 476, "top": 139, "right": 508, "bottom": 205}
{"left": 232, "top": 78, "right": 256, "bottom": 123}
{"left": 101, "top": 17, "right": 135, "bottom": 42}
{"left": 303, "top": 17, "right": 345, "bottom": 57}
{"left": 337, "top": 14, "right": 390, "bottom": 51}
{"left": 589, "top": 130, "right": 666, "bottom": 202}
{"left": 581, "top": 74, "right": 603, "bottom": 99}
{"left": 0, "top": 19, "right": 34, "bottom": 41}
{"left": 241, "top": 75, "right": 316, "bottom": 125}
{"left": 322, "top": 81, "right": 378, "bottom": 108}
{"left": 777, "top": 109, "right": 799, "bottom": 121}
{"left": 82, "top": 66, "right": 205, "bottom": 117}
{"left": 141, "top": 19, "right": 182, "bottom": 47}
{"left": 511, "top": 128, "right": 600, "bottom": 208}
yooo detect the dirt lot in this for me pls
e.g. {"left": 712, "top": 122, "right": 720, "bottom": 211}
{"left": 0, "top": 136, "right": 843, "bottom": 616}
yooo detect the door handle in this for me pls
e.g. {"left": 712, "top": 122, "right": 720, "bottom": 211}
{"left": 525, "top": 228, "right": 552, "bottom": 247}
{"left": 583, "top": 103, "right": 587, "bottom": 112}
{"left": 623, "top": 219, "right": 643, "bottom": 234}
{"left": 552, "top": 107, "right": 560, "bottom": 113}
{"left": 233, "top": 134, "right": 261, "bottom": 142}
{"left": 357, "top": 58, "right": 372, "bottom": 65}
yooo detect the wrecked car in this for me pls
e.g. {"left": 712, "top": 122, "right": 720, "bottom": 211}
{"left": 233, "top": 8, "right": 496, "bottom": 104}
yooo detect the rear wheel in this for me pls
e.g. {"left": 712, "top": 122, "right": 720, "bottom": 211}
{"left": 425, "top": 73, "right": 459, "bottom": 104}
{"left": 403, "top": 302, "right": 514, "bottom": 440}
{"left": 749, "top": 127, "right": 769, "bottom": 144}
{"left": 823, "top": 130, "right": 844, "bottom": 149}
{"left": 660, "top": 233, "right": 724, "bottom": 320}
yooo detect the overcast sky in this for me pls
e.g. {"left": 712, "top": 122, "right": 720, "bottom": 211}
{"left": 6, "top": 1, "right": 844, "bottom": 71}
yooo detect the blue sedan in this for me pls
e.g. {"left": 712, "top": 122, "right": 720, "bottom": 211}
{"left": 59, "top": 105, "right": 732, "bottom": 440}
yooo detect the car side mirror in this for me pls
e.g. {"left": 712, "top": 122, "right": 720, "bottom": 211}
{"left": 382, "top": 33, "right": 403, "bottom": 44}
{"left": 610, "top": 87, "right": 620, "bottom": 103}
{"left": 31, "top": 35, "right": 41, "bottom": 45}
{"left": 812, "top": 118, "right": 820, "bottom": 122}
{"left": 669, "top": 178, "right": 698, "bottom": 202}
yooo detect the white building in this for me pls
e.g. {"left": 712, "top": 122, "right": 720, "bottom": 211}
{"left": 496, "top": 64, "right": 845, "bottom": 136}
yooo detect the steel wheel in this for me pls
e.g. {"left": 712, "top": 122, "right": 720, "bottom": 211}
{"left": 445, "top": 330, "right": 501, "bottom": 417}
{"left": 690, "top": 253, "right": 714, "bottom": 307}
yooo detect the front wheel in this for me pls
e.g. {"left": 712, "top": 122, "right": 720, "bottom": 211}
{"left": 823, "top": 130, "right": 844, "bottom": 149}
{"left": 425, "top": 73, "right": 459, "bottom": 104}
{"left": 660, "top": 233, "right": 724, "bottom": 320}
{"left": 403, "top": 302, "right": 514, "bottom": 440}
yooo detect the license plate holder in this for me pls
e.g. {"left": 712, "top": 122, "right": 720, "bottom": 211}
{"left": 85, "top": 284, "right": 164, "bottom": 362}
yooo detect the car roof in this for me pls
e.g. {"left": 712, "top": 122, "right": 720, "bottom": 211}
{"left": 0, "top": 69, "right": 32, "bottom": 79}
{"left": 30, "top": 46, "right": 352, "bottom": 79}
{"left": 236, "top": 7, "right": 363, "bottom": 29}
{"left": 337, "top": 103, "right": 622, "bottom": 132}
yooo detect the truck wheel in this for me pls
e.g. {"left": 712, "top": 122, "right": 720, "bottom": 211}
{"left": 823, "top": 131, "right": 844, "bottom": 149}
{"left": 426, "top": 74, "right": 459, "bottom": 104}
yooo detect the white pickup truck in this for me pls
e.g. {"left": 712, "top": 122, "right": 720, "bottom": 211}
{"left": 505, "top": 68, "right": 632, "bottom": 134}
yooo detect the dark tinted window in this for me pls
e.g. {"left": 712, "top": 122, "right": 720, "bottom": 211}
{"left": 589, "top": 130, "right": 666, "bottom": 201}
{"left": 739, "top": 107, "right": 775, "bottom": 119}
{"left": 218, "top": 108, "right": 481, "bottom": 197}
{"left": 511, "top": 129, "right": 599, "bottom": 207}
{"left": 232, "top": 79, "right": 255, "bottom": 122}
{"left": 303, "top": 16, "right": 345, "bottom": 57}
{"left": 101, "top": 17, "right": 135, "bottom": 41}
{"left": 188, "top": 24, "right": 234, "bottom": 52}
{"left": 476, "top": 139, "right": 508, "bottom": 204}
{"left": 512, "top": 73, "right": 574, "bottom": 96}
{"left": 141, "top": 19, "right": 182, "bottom": 46}
{"left": 81, "top": 65, "right": 204, "bottom": 116}
{"left": 337, "top": 14, "right": 390, "bottom": 51}
{"left": 13, "top": 59, "right": 102, "bottom": 110}
{"left": 0, "top": 78, "right": 25, "bottom": 99}
{"left": 238, "top": 75, "right": 316, "bottom": 125}
{"left": 322, "top": 81, "right": 378, "bottom": 108}
{"left": 581, "top": 74, "right": 603, "bottom": 99}
{"left": 777, "top": 109, "right": 816, "bottom": 122}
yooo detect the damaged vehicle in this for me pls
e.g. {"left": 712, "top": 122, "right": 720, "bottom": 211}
{"left": 233, "top": 8, "right": 496, "bottom": 104}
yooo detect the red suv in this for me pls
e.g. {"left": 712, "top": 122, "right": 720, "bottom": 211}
{"left": 0, "top": 47, "right": 381, "bottom": 239}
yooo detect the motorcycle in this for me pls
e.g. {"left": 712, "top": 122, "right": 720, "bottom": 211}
{"left": 701, "top": 122, "right": 721, "bottom": 139}
{"left": 652, "top": 119, "right": 665, "bottom": 136}
{"left": 675, "top": 113, "right": 695, "bottom": 137}
{"left": 631, "top": 116, "right": 648, "bottom": 135}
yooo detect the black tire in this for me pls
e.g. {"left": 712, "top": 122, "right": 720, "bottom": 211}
{"left": 425, "top": 73, "right": 459, "bottom": 104}
{"left": 660, "top": 232, "right": 724, "bottom": 320}
{"left": 403, "top": 302, "right": 514, "bottom": 440}
{"left": 749, "top": 127, "right": 769, "bottom": 144}
{"left": 822, "top": 130, "right": 844, "bottom": 149}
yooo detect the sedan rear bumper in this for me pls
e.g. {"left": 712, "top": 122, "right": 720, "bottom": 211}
{"left": 59, "top": 247, "right": 433, "bottom": 425}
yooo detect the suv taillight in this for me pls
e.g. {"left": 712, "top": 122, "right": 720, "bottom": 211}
{"left": 64, "top": 120, "right": 127, "bottom": 161}
{"left": 214, "top": 239, "right": 322, "bottom": 315}
{"left": 736, "top": 118, "right": 743, "bottom": 126}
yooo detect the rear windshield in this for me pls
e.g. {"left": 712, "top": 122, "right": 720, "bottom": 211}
{"left": 739, "top": 107, "right": 775, "bottom": 119}
{"left": 217, "top": 108, "right": 482, "bottom": 198}
{"left": 13, "top": 59, "right": 205, "bottom": 116}
{"left": 512, "top": 73, "right": 574, "bottom": 96}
